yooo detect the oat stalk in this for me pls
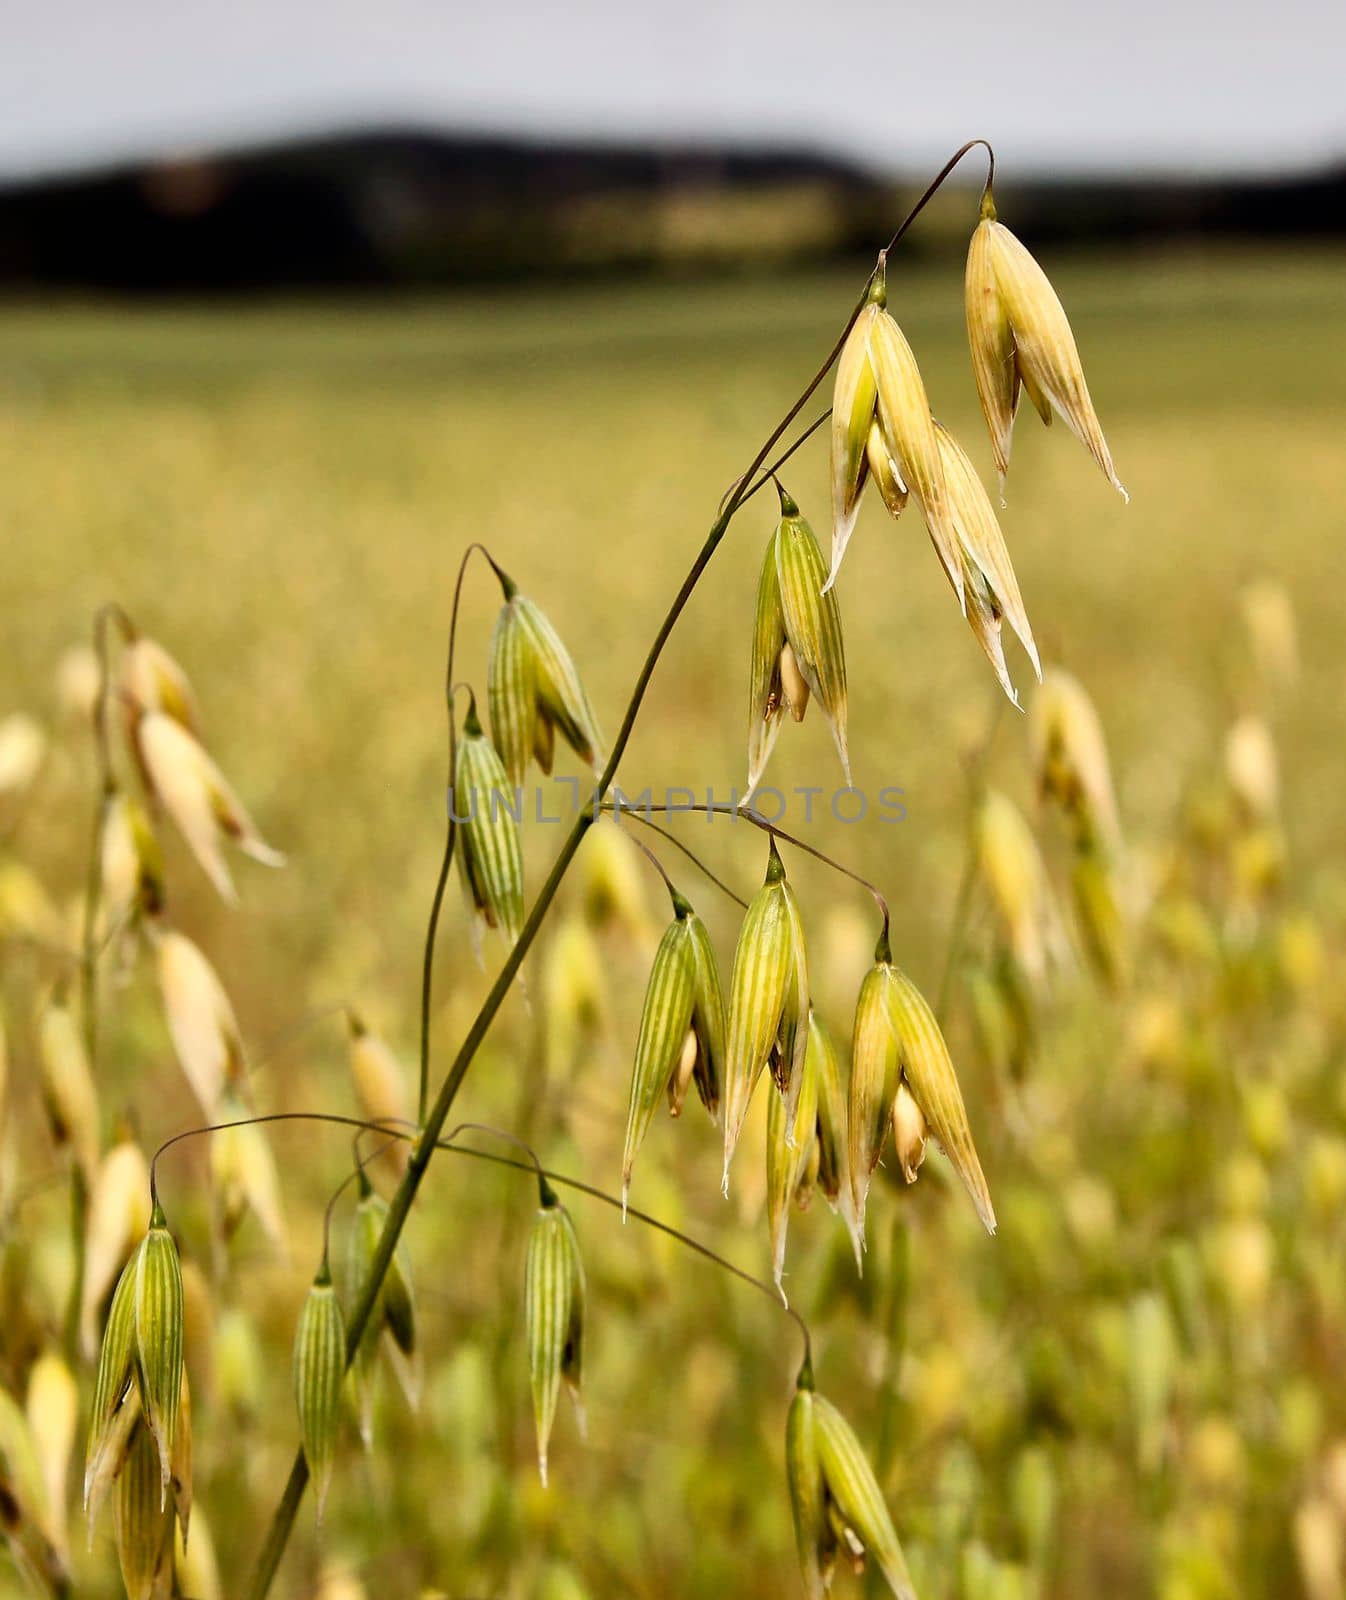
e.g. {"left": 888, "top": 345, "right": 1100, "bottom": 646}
{"left": 245, "top": 140, "right": 995, "bottom": 1598}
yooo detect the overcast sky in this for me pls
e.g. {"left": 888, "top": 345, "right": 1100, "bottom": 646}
{"left": 3, "top": 0, "right": 1343, "bottom": 183}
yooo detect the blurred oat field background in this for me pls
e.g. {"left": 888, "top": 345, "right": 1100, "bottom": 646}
{"left": 2, "top": 242, "right": 1346, "bottom": 1597}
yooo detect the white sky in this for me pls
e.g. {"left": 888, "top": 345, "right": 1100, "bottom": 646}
{"left": 2, "top": 0, "right": 1343, "bottom": 183}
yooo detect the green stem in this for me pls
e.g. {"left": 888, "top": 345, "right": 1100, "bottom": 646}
{"left": 246, "top": 143, "right": 993, "bottom": 1596}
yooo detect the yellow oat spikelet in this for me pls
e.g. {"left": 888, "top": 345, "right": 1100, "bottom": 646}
{"left": 1225, "top": 713, "right": 1280, "bottom": 822}
{"left": 55, "top": 643, "right": 101, "bottom": 724}
{"left": 346, "top": 1014, "right": 410, "bottom": 1179}
{"left": 887, "top": 967, "right": 996, "bottom": 1235}
{"left": 827, "top": 264, "right": 963, "bottom": 607}
{"left": 1239, "top": 577, "right": 1298, "bottom": 693}
{"left": 0, "top": 858, "right": 68, "bottom": 949}
{"left": 99, "top": 792, "right": 164, "bottom": 939}
{"left": 38, "top": 996, "right": 100, "bottom": 1185}
{"left": 0, "top": 713, "right": 46, "bottom": 796}
{"left": 578, "top": 817, "right": 653, "bottom": 943}
{"left": 1029, "top": 669, "right": 1121, "bottom": 851}
{"left": 120, "top": 637, "right": 201, "bottom": 734}
{"left": 154, "top": 927, "right": 246, "bottom": 1115}
{"left": 966, "top": 192, "right": 1126, "bottom": 499}
{"left": 136, "top": 713, "right": 284, "bottom": 905}
{"left": 974, "top": 790, "right": 1064, "bottom": 988}
{"left": 210, "top": 1091, "right": 287, "bottom": 1254}
{"left": 25, "top": 1352, "right": 78, "bottom": 1560}
{"left": 80, "top": 1140, "right": 153, "bottom": 1358}
{"left": 174, "top": 1498, "right": 222, "bottom": 1600}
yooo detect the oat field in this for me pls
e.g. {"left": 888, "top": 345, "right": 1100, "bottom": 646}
{"left": 1, "top": 243, "right": 1345, "bottom": 1598}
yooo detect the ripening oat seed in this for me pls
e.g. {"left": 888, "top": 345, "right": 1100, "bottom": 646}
{"left": 0, "top": 712, "right": 46, "bottom": 796}
{"left": 80, "top": 1139, "right": 153, "bottom": 1358}
{"left": 827, "top": 265, "right": 963, "bottom": 605}
{"left": 622, "top": 889, "right": 725, "bottom": 1211}
{"left": 766, "top": 1016, "right": 820, "bottom": 1297}
{"left": 119, "top": 637, "right": 201, "bottom": 734}
{"left": 38, "top": 995, "right": 100, "bottom": 1185}
{"left": 346, "top": 1013, "right": 412, "bottom": 1180}
{"left": 135, "top": 712, "right": 284, "bottom": 905}
{"left": 453, "top": 697, "right": 525, "bottom": 951}
{"left": 747, "top": 484, "right": 849, "bottom": 796}
{"left": 488, "top": 578, "right": 605, "bottom": 787}
{"left": 787, "top": 1375, "right": 917, "bottom": 1600}
{"left": 85, "top": 1203, "right": 185, "bottom": 1518}
{"left": 154, "top": 926, "right": 246, "bottom": 1116}
{"left": 1029, "top": 669, "right": 1122, "bottom": 852}
{"left": 933, "top": 420, "right": 1041, "bottom": 704}
{"left": 25, "top": 1351, "right": 78, "bottom": 1560}
{"left": 966, "top": 190, "right": 1126, "bottom": 498}
{"left": 722, "top": 838, "right": 809, "bottom": 1190}
{"left": 974, "top": 789, "right": 1066, "bottom": 990}
{"left": 848, "top": 940, "right": 995, "bottom": 1238}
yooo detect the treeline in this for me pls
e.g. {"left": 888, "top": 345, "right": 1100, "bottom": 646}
{"left": 0, "top": 129, "right": 1341, "bottom": 291}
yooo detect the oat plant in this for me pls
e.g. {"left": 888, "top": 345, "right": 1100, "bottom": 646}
{"left": 0, "top": 138, "right": 1146, "bottom": 1598}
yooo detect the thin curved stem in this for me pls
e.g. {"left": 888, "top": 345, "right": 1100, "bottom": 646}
{"left": 740, "top": 409, "right": 833, "bottom": 507}
{"left": 150, "top": 1110, "right": 395, "bottom": 1205}
{"left": 629, "top": 801, "right": 890, "bottom": 942}
{"left": 247, "top": 143, "right": 989, "bottom": 1595}
{"left": 882, "top": 137, "right": 995, "bottom": 255}
{"left": 618, "top": 811, "right": 749, "bottom": 910}
{"left": 437, "top": 1137, "right": 812, "bottom": 1371}
{"left": 418, "top": 545, "right": 508, "bottom": 1124}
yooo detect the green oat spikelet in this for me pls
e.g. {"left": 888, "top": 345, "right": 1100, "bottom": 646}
{"left": 722, "top": 838, "right": 809, "bottom": 1192}
{"left": 621, "top": 887, "right": 725, "bottom": 1212}
{"left": 293, "top": 1261, "right": 346, "bottom": 1524}
{"left": 848, "top": 939, "right": 995, "bottom": 1239}
{"left": 966, "top": 189, "right": 1125, "bottom": 498}
{"left": 747, "top": 485, "right": 849, "bottom": 795}
{"left": 488, "top": 574, "right": 605, "bottom": 787}
{"left": 345, "top": 1174, "right": 418, "bottom": 1447}
{"left": 524, "top": 1187, "right": 585, "bottom": 1487}
{"left": 808, "top": 1012, "right": 863, "bottom": 1265}
{"left": 846, "top": 942, "right": 903, "bottom": 1241}
{"left": 767, "top": 1013, "right": 820, "bottom": 1298}
{"left": 113, "top": 1419, "right": 174, "bottom": 1600}
{"left": 787, "top": 1368, "right": 917, "bottom": 1600}
{"left": 453, "top": 694, "right": 525, "bottom": 951}
{"left": 85, "top": 1203, "right": 185, "bottom": 1527}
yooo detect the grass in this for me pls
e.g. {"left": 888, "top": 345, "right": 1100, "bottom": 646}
{"left": 1, "top": 242, "right": 1345, "bottom": 1597}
